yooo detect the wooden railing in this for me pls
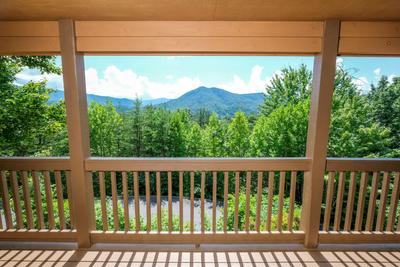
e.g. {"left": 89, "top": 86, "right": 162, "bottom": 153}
{"left": 86, "top": 158, "right": 309, "bottom": 243}
{"left": 0, "top": 157, "right": 399, "bottom": 245}
{"left": 0, "top": 157, "right": 77, "bottom": 241}
{"left": 320, "top": 158, "right": 400, "bottom": 243}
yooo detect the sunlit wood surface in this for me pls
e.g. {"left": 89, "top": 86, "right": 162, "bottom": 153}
{"left": 0, "top": 248, "right": 400, "bottom": 266}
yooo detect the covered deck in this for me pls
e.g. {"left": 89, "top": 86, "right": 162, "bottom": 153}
{"left": 0, "top": 0, "right": 400, "bottom": 265}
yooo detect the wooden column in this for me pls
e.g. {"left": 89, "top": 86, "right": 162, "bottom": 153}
{"left": 59, "top": 19, "right": 94, "bottom": 248}
{"left": 302, "top": 20, "right": 339, "bottom": 248}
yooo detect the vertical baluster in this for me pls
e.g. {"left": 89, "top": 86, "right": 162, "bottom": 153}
{"left": 212, "top": 171, "right": 217, "bottom": 233}
{"left": 344, "top": 172, "right": 356, "bottom": 231}
{"left": 133, "top": 171, "right": 140, "bottom": 232}
{"left": 223, "top": 171, "right": 228, "bottom": 232}
{"left": 156, "top": 172, "right": 161, "bottom": 232}
{"left": 66, "top": 171, "right": 75, "bottom": 229}
{"left": 201, "top": 172, "right": 205, "bottom": 233}
{"left": 44, "top": 171, "right": 55, "bottom": 229}
{"left": 365, "top": 172, "right": 379, "bottom": 231}
{"left": 168, "top": 171, "right": 172, "bottom": 233}
{"left": 266, "top": 171, "right": 274, "bottom": 231}
{"left": 122, "top": 172, "right": 129, "bottom": 231}
{"left": 376, "top": 172, "right": 390, "bottom": 231}
{"left": 234, "top": 171, "right": 240, "bottom": 232}
{"left": 179, "top": 171, "right": 183, "bottom": 233}
{"left": 355, "top": 172, "right": 368, "bottom": 231}
{"left": 21, "top": 171, "right": 33, "bottom": 229}
{"left": 111, "top": 171, "right": 119, "bottom": 231}
{"left": 0, "top": 171, "right": 12, "bottom": 229}
{"left": 190, "top": 172, "right": 194, "bottom": 233}
{"left": 32, "top": 171, "right": 44, "bottom": 229}
{"left": 255, "top": 171, "right": 263, "bottom": 232}
{"left": 99, "top": 171, "right": 108, "bottom": 231}
{"left": 145, "top": 171, "right": 151, "bottom": 232}
{"left": 288, "top": 171, "right": 297, "bottom": 231}
{"left": 277, "top": 171, "right": 285, "bottom": 231}
{"left": 244, "top": 171, "right": 251, "bottom": 232}
{"left": 323, "top": 172, "right": 335, "bottom": 231}
{"left": 55, "top": 171, "right": 66, "bottom": 230}
{"left": 334, "top": 172, "right": 345, "bottom": 231}
{"left": 387, "top": 172, "right": 400, "bottom": 231}
{"left": 11, "top": 171, "right": 22, "bottom": 229}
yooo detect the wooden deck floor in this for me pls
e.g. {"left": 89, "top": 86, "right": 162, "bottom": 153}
{"left": 0, "top": 246, "right": 400, "bottom": 266}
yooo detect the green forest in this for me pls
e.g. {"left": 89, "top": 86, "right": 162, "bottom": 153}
{"left": 1, "top": 56, "right": 399, "bottom": 159}
{"left": 1, "top": 56, "right": 399, "bottom": 232}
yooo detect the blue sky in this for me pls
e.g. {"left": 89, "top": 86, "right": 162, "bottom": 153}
{"left": 16, "top": 56, "right": 400, "bottom": 100}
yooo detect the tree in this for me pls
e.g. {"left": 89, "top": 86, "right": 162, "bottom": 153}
{"left": 226, "top": 112, "right": 250, "bottom": 157}
{"left": 203, "top": 113, "right": 226, "bottom": 157}
{"left": 368, "top": 76, "right": 400, "bottom": 157}
{"left": 251, "top": 100, "right": 309, "bottom": 157}
{"left": 260, "top": 64, "right": 311, "bottom": 116}
{"left": 88, "top": 101, "right": 123, "bottom": 156}
{"left": 0, "top": 56, "right": 67, "bottom": 156}
{"left": 328, "top": 68, "right": 393, "bottom": 157}
{"left": 185, "top": 122, "right": 204, "bottom": 156}
{"left": 124, "top": 97, "right": 144, "bottom": 156}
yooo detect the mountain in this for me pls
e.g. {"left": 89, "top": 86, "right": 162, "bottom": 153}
{"left": 158, "top": 86, "right": 263, "bottom": 117}
{"left": 49, "top": 90, "right": 169, "bottom": 110}
{"left": 49, "top": 87, "right": 264, "bottom": 117}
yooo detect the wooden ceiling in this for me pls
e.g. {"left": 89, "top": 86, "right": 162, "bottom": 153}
{"left": 1, "top": 0, "right": 399, "bottom": 21}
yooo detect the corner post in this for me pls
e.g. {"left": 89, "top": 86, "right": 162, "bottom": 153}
{"left": 59, "top": 19, "right": 94, "bottom": 248}
{"left": 302, "top": 20, "right": 340, "bottom": 248}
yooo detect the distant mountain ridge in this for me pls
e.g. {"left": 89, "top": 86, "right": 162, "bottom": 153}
{"left": 158, "top": 86, "right": 263, "bottom": 117}
{"left": 49, "top": 90, "right": 169, "bottom": 109}
{"left": 49, "top": 86, "right": 264, "bottom": 116}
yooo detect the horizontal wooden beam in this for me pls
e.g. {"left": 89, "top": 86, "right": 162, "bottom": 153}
{"left": 340, "top": 22, "right": 400, "bottom": 38}
{"left": 319, "top": 231, "right": 400, "bottom": 243}
{"left": 0, "top": 157, "right": 71, "bottom": 171}
{"left": 339, "top": 37, "right": 400, "bottom": 55}
{"left": 0, "top": 21, "right": 60, "bottom": 55}
{"left": 76, "top": 36, "right": 321, "bottom": 54}
{"left": 0, "top": 37, "right": 60, "bottom": 55}
{"left": 1, "top": 20, "right": 400, "bottom": 55}
{"left": 0, "top": 229, "right": 77, "bottom": 242}
{"left": 326, "top": 158, "right": 400, "bottom": 172}
{"left": 0, "top": 21, "right": 59, "bottom": 37}
{"left": 85, "top": 157, "right": 310, "bottom": 171}
{"left": 75, "top": 21, "right": 323, "bottom": 37}
{"left": 90, "top": 231, "right": 305, "bottom": 244}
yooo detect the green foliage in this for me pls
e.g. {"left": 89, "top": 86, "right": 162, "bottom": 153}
{"left": 261, "top": 64, "right": 311, "bottom": 116}
{"left": 216, "top": 192, "right": 301, "bottom": 231}
{"left": 226, "top": 112, "right": 250, "bottom": 157}
{"left": 0, "top": 56, "right": 67, "bottom": 156}
{"left": 88, "top": 101, "right": 123, "bottom": 156}
{"left": 251, "top": 100, "right": 309, "bottom": 157}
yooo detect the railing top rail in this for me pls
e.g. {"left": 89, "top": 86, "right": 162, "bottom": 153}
{"left": 85, "top": 157, "right": 311, "bottom": 171}
{"left": 326, "top": 158, "right": 400, "bottom": 172}
{"left": 0, "top": 157, "right": 71, "bottom": 171}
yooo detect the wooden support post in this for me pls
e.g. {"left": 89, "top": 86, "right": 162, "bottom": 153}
{"left": 59, "top": 19, "right": 94, "bottom": 248}
{"left": 302, "top": 20, "right": 339, "bottom": 248}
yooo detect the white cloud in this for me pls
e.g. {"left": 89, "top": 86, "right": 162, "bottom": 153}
{"left": 15, "top": 64, "right": 286, "bottom": 100}
{"left": 336, "top": 58, "right": 344, "bottom": 65}
{"left": 217, "top": 65, "right": 277, "bottom": 94}
{"left": 373, "top": 68, "right": 381, "bottom": 77}
{"left": 15, "top": 67, "right": 63, "bottom": 90}
{"left": 388, "top": 74, "right": 396, "bottom": 82}
{"left": 85, "top": 66, "right": 202, "bottom": 99}
{"left": 352, "top": 76, "right": 369, "bottom": 93}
